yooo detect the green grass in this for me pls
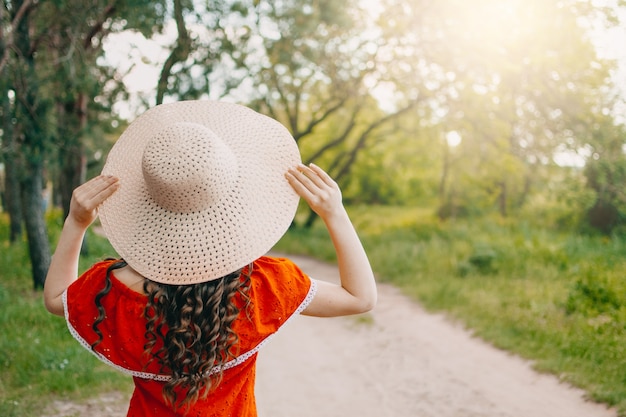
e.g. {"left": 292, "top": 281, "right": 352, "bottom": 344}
{"left": 0, "top": 212, "right": 131, "bottom": 417}
{"left": 275, "top": 206, "right": 626, "bottom": 416}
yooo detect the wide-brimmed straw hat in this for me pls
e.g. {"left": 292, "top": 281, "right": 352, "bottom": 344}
{"left": 98, "top": 100, "right": 301, "bottom": 285}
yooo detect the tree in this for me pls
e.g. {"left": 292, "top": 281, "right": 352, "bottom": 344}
{"left": 42, "top": 0, "right": 166, "bottom": 217}
{"left": 235, "top": 0, "right": 429, "bottom": 225}
{"left": 147, "top": 0, "right": 257, "bottom": 105}
{"left": 398, "top": 0, "right": 621, "bottom": 219}
{"left": 3, "top": 0, "right": 166, "bottom": 287}
{"left": 156, "top": 0, "right": 191, "bottom": 105}
{"left": 0, "top": 82, "right": 23, "bottom": 242}
{"left": 0, "top": 1, "right": 31, "bottom": 242}
{"left": 10, "top": 0, "right": 53, "bottom": 287}
{"left": 582, "top": 115, "right": 626, "bottom": 233}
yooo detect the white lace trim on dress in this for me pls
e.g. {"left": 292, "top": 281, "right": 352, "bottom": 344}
{"left": 62, "top": 278, "right": 318, "bottom": 381}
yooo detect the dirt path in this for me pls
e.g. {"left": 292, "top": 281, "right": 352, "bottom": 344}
{"left": 45, "top": 254, "right": 618, "bottom": 417}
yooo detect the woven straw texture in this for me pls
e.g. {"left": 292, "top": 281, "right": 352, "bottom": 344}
{"left": 98, "top": 101, "right": 301, "bottom": 284}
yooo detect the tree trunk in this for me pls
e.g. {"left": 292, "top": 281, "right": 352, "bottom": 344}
{"left": 437, "top": 137, "right": 452, "bottom": 220}
{"left": 59, "top": 143, "right": 85, "bottom": 225}
{"left": 303, "top": 208, "right": 318, "bottom": 229}
{"left": 439, "top": 140, "right": 450, "bottom": 201}
{"left": 156, "top": 0, "right": 190, "bottom": 105}
{"left": 3, "top": 151, "right": 24, "bottom": 242}
{"left": 498, "top": 180, "right": 507, "bottom": 217}
{"left": 56, "top": 95, "right": 88, "bottom": 252}
{"left": 59, "top": 132, "right": 87, "bottom": 218}
{"left": 13, "top": 0, "right": 51, "bottom": 288}
{"left": 517, "top": 175, "right": 531, "bottom": 209}
{"left": 58, "top": 137, "right": 90, "bottom": 255}
{"left": 1, "top": 72, "right": 24, "bottom": 242}
{"left": 20, "top": 159, "right": 51, "bottom": 289}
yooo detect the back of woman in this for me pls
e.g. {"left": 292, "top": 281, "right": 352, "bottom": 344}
{"left": 44, "top": 100, "right": 376, "bottom": 416}
{"left": 65, "top": 257, "right": 313, "bottom": 415}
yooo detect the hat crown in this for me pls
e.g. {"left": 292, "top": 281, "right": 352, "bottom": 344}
{"left": 141, "top": 122, "right": 239, "bottom": 213}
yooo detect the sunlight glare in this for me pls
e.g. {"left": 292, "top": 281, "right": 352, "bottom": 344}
{"left": 446, "top": 131, "right": 462, "bottom": 147}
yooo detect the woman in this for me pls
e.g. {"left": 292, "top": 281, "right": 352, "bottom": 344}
{"left": 43, "top": 100, "right": 376, "bottom": 416}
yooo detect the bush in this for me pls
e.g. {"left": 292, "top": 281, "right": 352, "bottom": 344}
{"left": 565, "top": 270, "right": 623, "bottom": 316}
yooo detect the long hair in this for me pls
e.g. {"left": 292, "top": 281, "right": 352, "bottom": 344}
{"left": 92, "top": 259, "right": 252, "bottom": 410}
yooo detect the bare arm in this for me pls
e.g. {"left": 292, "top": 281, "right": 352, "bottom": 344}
{"left": 285, "top": 163, "right": 377, "bottom": 317}
{"left": 43, "top": 175, "right": 120, "bottom": 316}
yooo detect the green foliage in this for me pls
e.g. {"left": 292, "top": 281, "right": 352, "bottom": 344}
{"left": 457, "top": 243, "right": 498, "bottom": 276}
{"left": 343, "top": 123, "right": 441, "bottom": 206}
{"left": 566, "top": 277, "right": 621, "bottom": 315}
{"left": 0, "top": 213, "right": 130, "bottom": 416}
{"left": 411, "top": 0, "right": 622, "bottom": 221}
{"left": 520, "top": 168, "right": 597, "bottom": 230}
{"left": 6, "top": 0, "right": 624, "bottom": 243}
{"left": 564, "top": 258, "right": 625, "bottom": 318}
{"left": 275, "top": 206, "right": 626, "bottom": 415}
{"left": 584, "top": 153, "right": 626, "bottom": 234}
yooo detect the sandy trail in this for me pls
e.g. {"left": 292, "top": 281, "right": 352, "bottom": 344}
{"left": 45, "top": 254, "right": 617, "bottom": 417}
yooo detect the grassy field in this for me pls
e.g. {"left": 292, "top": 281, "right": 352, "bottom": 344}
{"left": 1, "top": 207, "right": 625, "bottom": 415}
{"left": 0, "top": 212, "right": 132, "bottom": 417}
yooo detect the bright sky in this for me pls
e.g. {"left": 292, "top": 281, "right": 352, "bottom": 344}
{"left": 102, "top": 28, "right": 172, "bottom": 119}
{"left": 591, "top": 0, "right": 626, "bottom": 104}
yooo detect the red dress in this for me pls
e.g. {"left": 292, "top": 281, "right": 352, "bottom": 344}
{"left": 63, "top": 256, "right": 315, "bottom": 416}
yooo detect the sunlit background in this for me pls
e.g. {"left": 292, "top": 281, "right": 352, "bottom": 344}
{"left": 104, "top": 0, "right": 626, "bottom": 123}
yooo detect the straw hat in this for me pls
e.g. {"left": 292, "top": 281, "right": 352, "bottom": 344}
{"left": 98, "top": 100, "right": 301, "bottom": 284}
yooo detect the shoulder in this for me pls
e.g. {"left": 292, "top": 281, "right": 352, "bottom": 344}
{"left": 253, "top": 255, "right": 300, "bottom": 269}
{"left": 65, "top": 259, "right": 121, "bottom": 306}
{"left": 252, "top": 256, "right": 310, "bottom": 289}
{"left": 248, "top": 256, "right": 315, "bottom": 315}
{"left": 75, "top": 259, "right": 117, "bottom": 283}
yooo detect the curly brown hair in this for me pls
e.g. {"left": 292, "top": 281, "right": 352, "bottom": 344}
{"left": 92, "top": 260, "right": 252, "bottom": 411}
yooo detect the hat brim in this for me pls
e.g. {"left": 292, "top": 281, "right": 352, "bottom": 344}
{"left": 98, "top": 101, "right": 301, "bottom": 284}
